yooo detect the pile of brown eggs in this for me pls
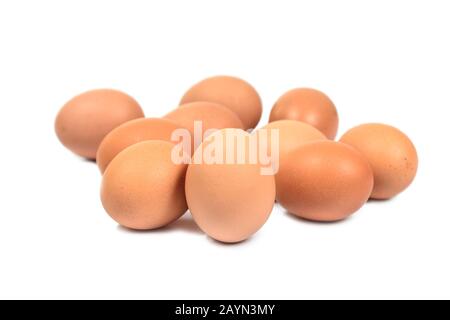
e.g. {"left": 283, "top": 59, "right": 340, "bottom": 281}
{"left": 55, "top": 76, "right": 418, "bottom": 243}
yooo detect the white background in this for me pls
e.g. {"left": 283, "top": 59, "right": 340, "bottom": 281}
{"left": 0, "top": 0, "right": 449, "bottom": 300}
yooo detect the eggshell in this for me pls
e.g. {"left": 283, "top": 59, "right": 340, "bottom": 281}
{"left": 164, "top": 101, "right": 244, "bottom": 139}
{"left": 185, "top": 129, "right": 276, "bottom": 243}
{"left": 55, "top": 89, "right": 144, "bottom": 159}
{"left": 101, "top": 140, "right": 188, "bottom": 230}
{"left": 96, "top": 118, "right": 188, "bottom": 174}
{"left": 260, "top": 120, "right": 327, "bottom": 164}
{"left": 277, "top": 141, "right": 374, "bottom": 222}
{"left": 180, "top": 76, "right": 262, "bottom": 130}
{"left": 269, "top": 88, "right": 338, "bottom": 139}
{"left": 340, "top": 123, "right": 418, "bottom": 199}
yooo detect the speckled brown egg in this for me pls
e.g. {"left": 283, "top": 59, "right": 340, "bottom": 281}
{"left": 180, "top": 76, "right": 262, "bottom": 130}
{"left": 260, "top": 120, "right": 327, "bottom": 165}
{"left": 164, "top": 101, "right": 244, "bottom": 142}
{"left": 269, "top": 88, "right": 338, "bottom": 139}
{"left": 340, "top": 123, "right": 418, "bottom": 199}
{"left": 185, "top": 129, "right": 276, "bottom": 243}
{"left": 96, "top": 118, "right": 189, "bottom": 174}
{"left": 55, "top": 89, "right": 144, "bottom": 159}
{"left": 101, "top": 140, "right": 188, "bottom": 230}
{"left": 277, "top": 141, "right": 374, "bottom": 222}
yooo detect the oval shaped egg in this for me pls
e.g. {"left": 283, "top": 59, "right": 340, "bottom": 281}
{"left": 269, "top": 88, "right": 338, "bottom": 139}
{"left": 180, "top": 76, "right": 262, "bottom": 130}
{"left": 55, "top": 89, "right": 144, "bottom": 159}
{"left": 101, "top": 140, "right": 188, "bottom": 230}
{"left": 340, "top": 123, "right": 418, "bottom": 199}
{"left": 96, "top": 118, "right": 188, "bottom": 174}
{"left": 185, "top": 129, "right": 276, "bottom": 243}
{"left": 164, "top": 101, "right": 244, "bottom": 140}
{"left": 260, "top": 120, "right": 327, "bottom": 163}
{"left": 277, "top": 141, "right": 374, "bottom": 221}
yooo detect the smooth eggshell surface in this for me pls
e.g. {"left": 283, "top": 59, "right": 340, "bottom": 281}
{"left": 269, "top": 88, "right": 338, "bottom": 139}
{"left": 101, "top": 141, "right": 188, "bottom": 230}
{"left": 260, "top": 120, "right": 327, "bottom": 165}
{"left": 277, "top": 141, "right": 374, "bottom": 221}
{"left": 180, "top": 76, "right": 262, "bottom": 130}
{"left": 165, "top": 101, "right": 244, "bottom": 139}
{"left": 340, "top": 123, "right": 418, "bottom": 199}
{"left": 185, "top": 129, "right": 276, "bottom": 243}
{"left": 55, "top": 89, "right": 144, "bottom": 159}
{"left": 96, "top": 118, "right": 188, "bottom": 174}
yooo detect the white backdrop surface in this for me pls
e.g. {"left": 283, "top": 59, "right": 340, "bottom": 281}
{"left": 0, "top": 0, "right": 448, "bottom": 299}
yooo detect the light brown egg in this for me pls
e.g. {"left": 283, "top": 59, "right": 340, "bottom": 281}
{"left": 277, "top": 141, "right": 374, "bottom": 222}
{"left": 340, "top": 123, "right": 418, "bottom": 199}
{"left": 180, "top": 76, "right": 262, "bottom": 130}
{"left": 101, "top": 140, "right": 188, "bottom": 230}
{"left": 164, "top": 101, "right": 244, "bottom": 141}
{"left": 185, "top": 129, "right": 276, "bottom": 243}
{"left": 55, "top": 89, "right": 144, "bottom": 159}
{"left": 96, "top": 118, "right": 189, "bottom": 174}
{"left": 269, "top": 88, "right": 338, "bottom": 139}
{"left": 260, "top": 120, "right": 327, "bottom": 165}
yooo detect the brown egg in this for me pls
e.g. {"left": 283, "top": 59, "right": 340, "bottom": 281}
{"left": 101, "top": 140, "right": 188, "bottom": 230}
{"left": 164, "top": 101, "right": 244, "bottom": 141}
{"left": 277, "top": 141, "right": 374, "bottom": 222}
{"left": 269, "top": 88, "right": 338, "bottom": 139}
{"left": 55, "top": 89, "right": 144, "bottom": 159}
{"left": 260, "top": 120, "right": 327, "bottom": 165}
{"left": 180, "top": 76, "right": 262, "bottom": 130}
{"left": 340, "top": 123, "right": 418, "bottom": 199}
{"left": 185, "top": 129, "right": 276, "bottom": 243}
{"left": 96, "top": 118, "right": 189, "bottom": 174}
